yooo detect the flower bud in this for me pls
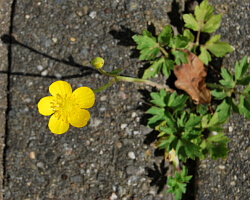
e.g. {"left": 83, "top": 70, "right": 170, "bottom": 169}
{"left": 91, "top": 57, "right": 104, "bottom": 69}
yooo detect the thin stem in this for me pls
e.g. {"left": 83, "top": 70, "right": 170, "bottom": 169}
{"left": 95, "top": 68, "right": 174, "bottom": 93}
{"left": 196, "top": 30, "right": 201, "bottom": 45}
{"left": 206, "top": 83, "right": 223, "bottom": 89}
{"left": 93, "top": 79, "right": 116, "bottom": 93}
{"left": 160, "top": 47, "right": 169, "bottom": 57}
{"left": 116, "top": 75, "right": 174, "bottom": 92}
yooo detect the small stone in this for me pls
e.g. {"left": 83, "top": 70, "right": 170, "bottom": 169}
{"left": 29, "top": 151, "right": 36, "bottom": 159}
{"left": 126, "top": 165, "right": 144, "bottom": 175}
{"left": 89, "top": 11, "right": 97, "bottom": 19}
{"left": 125, "top": 0, "right": 139, "bottom": 12}
{"left": 133, "top": 131, "right": 140, "bottom": 135}
{"left": 37, "top": 65, "right": 43, "bottom": 71}
{"left": 37, "top": 162, "right": 44, "bottom": 168}
{"left": 121, "top": 124, "right": 127, "bottom": 129}
{"left": 54, "top": 73, "right": 62, "bottom": 79}
{"left": 41, "top": 70, "right": 48, "bottom": 76}
{"left": 82, "top": 6, "right": 89, "bottom": 15}
{"left": 128, "top": 151, "right": 136, "bottom": 159}
{"left": 25, "top": 15, "right": 30, "bottom": 19}
{"left": 230, "top": 181, "right": 236, "bottom": 186}
{"left": 76, "top": 11, "right": 83, "bottom": 17}
{"left": 70, "top": 37, "right": 76, "bottom": 42}
{"left": 131, "top": 112, "right": 137, "bottom": 118}
{"left": 52, "top": 37, "right": 58, "bottom": 43}
{"left": 229, "top": 126, "right": 233, "bottom": 132}
{"left": 115, "top": 141, "right": 122, "bottom": 148}
{"left": 100, "top": 95, "right": 107, "bottom": 101}
{"left": 218, "top": 165, "right": 225, "bottom": 170}
{"left": 109, "top": 193, "right": 118, "bottom": 200}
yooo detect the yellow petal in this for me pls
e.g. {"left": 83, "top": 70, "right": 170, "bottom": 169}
{"left": 69, "top": 108, "right": 90, "bottom": 128}
{"left": 49, "top": 80, "right": 72, "bottom": 97}
{"left": 72, "top": 87, "right": 95, "bottom": 108}
{"left": 37, "top": 96, "right": 55, "bottom": 116}
{"left": 48, "top": 113, "right": 70, "bottom": 134}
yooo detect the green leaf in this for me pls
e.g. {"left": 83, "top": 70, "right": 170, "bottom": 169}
{"left": 167, "top": 166, "right": 192, "bottom": 200}
{"left": 176, "top": 139, "right": 202, "bottom": 161}
{"left": 146, "top": 107, "right": 166, "bottom": 126}
{"left": 185, "top": 114, "right": 202, "bottom": 128}
{"left": 199, "top": 46, "right": 211, "bottom": 65}
{"left": 157, "top": 134, "right": 178, "bottom": 151}
{"left": 108, "top": 68, "right": 123, "bottom": 76}
{"left": 194, "top": 0, "right": 213, "bottom": 22}
{"left": 206, "top": 42, "right": 234, "bottom": 57}
{"left": 196, "top": 104, "right": 209, "bottom": 115}
{"left": 243, "top": 85, "right": 250, "bottom": 95}
{"left": 150, "top": 89, "right": 168, "bottom": 107}
{"left": 162, "top": 59, "right": 174, "bottom": 78}
{"left": 132, "top": 35, "right": 160, "bottom": 60}
{"left": 142, "top": 57, "right": 174, "bottom": 79}
{"left": 142, "top": 58, "right": 163, "bottom": 79}
{"left": 172, "top": 50, "right": 188, "bottom": 65}
{"left": 201, "top": 14, "right": 222, "bottom": 33}
{"left": 235, "top": 56, "right": 249, "bottom": 80}
{"left": 211, "top": 89, "right": 228, "bottom": 100}
{"left": 236, "top": 74, "right": 250, "bottom": 85}
{"left": 219, "top": 68, "right": 235, "bottom": 88}
{"left": 238, "top": 95, "right": 250, "bottom": 120}
{"left": 142, "top": 30, "right": 154, "bottom": 38}
{"left": 158, "top": 25, "right": 172, "bottom": 46}
{"left": 170, "top": 35, "right": 189, "bottom": 49}
{"left": 207, "top": 99, "right": 231, "bottom": 127}
{"left": 206, "top": 35, "right": 221, "bottom": 45}
{"left": 206, "top": 133, "right": 229, "bottom": 159}
{"left": 167, "top": 92, "right": 189, "bottom": 110}
{"left": 183, "top": 14, "right": 199, "bottom": 31}
{"left": 183, "top": 29, "right": 195, "bottom": 42}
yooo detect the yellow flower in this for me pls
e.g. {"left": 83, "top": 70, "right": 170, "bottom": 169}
{"left": 91, "top": 57, "right": 104, "bottom": 68}
{"left": 38, "top": 81, "right": 95, "bottom": 134}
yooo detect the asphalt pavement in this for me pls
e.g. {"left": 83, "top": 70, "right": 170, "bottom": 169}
{"left": 0, "top": 0, "right": 249, "bottom": 200}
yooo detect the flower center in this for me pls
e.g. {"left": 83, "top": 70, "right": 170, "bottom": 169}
{"left": 51, "top": 94, "right": 76, "bottom": 122}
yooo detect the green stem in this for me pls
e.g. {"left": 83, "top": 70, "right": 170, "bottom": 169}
{"left": 196, "top": 30, "right": 201, "bottom": 45}
{"left": 160, "top": 47, "right": 169, "bottom": 57}
{"left": 117, "top": 75, "right": 174, "bottom": 92}
{"left": 93, "top": 79, "right": 116, "bottom": 93}
{"left": 93, "top": 68, "right": 174, "bottom": 93}
{"left": 206, "top": 83, "right": 223, "bottom": 89}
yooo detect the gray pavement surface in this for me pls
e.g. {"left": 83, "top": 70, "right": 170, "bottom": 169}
{"left": 0, "top": 0, "right": 249, "bottom": 200}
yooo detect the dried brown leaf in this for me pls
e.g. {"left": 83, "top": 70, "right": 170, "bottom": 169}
{"left": 174, "top": 50, "right": 211, "bottom": 104}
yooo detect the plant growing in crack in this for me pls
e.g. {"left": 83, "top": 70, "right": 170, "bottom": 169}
{"left": 38, "top": 0, "right": 249, "bottom": 199}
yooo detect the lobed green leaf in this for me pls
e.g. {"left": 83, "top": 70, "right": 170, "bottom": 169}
{"left": 238, "top": 95, "right": 250, "bottom": 120}
{"left": 183, "top": 14, "right": 199, "bottom": 31}
{"left": 199, "top": 46, "right": 211, "bottom": 65}
{"left": 183, "top": 29, "right": 195, "bottom": 43}
{"left": 207, "top": 99, "right": 231, "bottom": 127}
{"left": 211, "top": 89, "right": 228, "bottom": 100}
{"left": 219, "top": 68, "right": 235, "bottom": 88}
{"left": 206, "top": 133, "right": 229, "bottom": 159}
{"left": 172, "top": 50, "right": 188, "bottom": 65}
{"left": 201, "top": 14, "right": 222, "bottom": 33}
{"left": 167, "top": 166, "right": 192, "bottom": 200}
{"left": 206, "top": 42, "right": 234, "bottom": 57}
{"left": 194, "top": 0, "right": 214, "bottom": 22}
{"left": 235, "top": 56, "right": 249, "bottom": 80}
{"left": 158, "top": 25, "right": 172, "bottom": 46}
{"left": 169, "top": 35, "right": 189, "bottom": 49}
{"left": 132, "top": 35, "right": 160, "bottom": 60}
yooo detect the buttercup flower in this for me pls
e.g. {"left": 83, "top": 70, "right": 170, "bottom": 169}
{"left": 38, "top": 81, "right": 95, "bottom": 134}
